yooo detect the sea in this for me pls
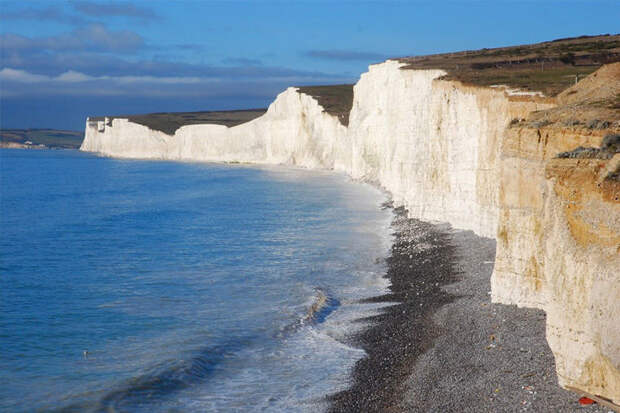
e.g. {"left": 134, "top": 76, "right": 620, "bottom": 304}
{"left": 0, "top": 149, "right": 393, "bottom": 412}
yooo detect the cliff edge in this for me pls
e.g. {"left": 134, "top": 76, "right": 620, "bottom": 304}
{"left": 81, "top": 40, "right": 620, "bottom": 405}
{"left": 492, "top": 63, "right": 620, "bottom": 405}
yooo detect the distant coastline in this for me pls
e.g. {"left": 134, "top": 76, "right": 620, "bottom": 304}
{"left": 0, "top": 129, "right": 84, "bottom": 150}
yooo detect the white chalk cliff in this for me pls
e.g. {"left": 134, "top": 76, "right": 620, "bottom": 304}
{"left": 81, "top": 60, "right": 619, "bottom": 404}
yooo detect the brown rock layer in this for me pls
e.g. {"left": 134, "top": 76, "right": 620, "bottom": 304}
{"left": 492, "top": 63, "right": 620, "bottom": 405}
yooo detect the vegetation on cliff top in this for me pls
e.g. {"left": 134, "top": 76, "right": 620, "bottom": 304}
{"left": 398, "top": 34, "right": 620, "bottom": 96}
{"left": 90, "top": 109, "right": 266, "bottom": 136}
{"left": 297, "top": 35, "right": 619, "bottom": 126}
{"left": 510, "top": 62, "right": 620, "bottom": 135}
{"left": 295, "top": 85, "right": 354, "bottom": 126}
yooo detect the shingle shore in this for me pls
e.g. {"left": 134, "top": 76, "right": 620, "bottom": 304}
{"left": 329, "top": 208, "right": 608, "bottom": 413}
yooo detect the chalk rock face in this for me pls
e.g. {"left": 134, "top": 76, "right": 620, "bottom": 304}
{"left": 81, "top": 60, "right": 619, "bottom": 404}
{"left": 543, "top": 156, "right": 620, "bottom": 402}
{"left": 82, "top": 117, "right": 171, "bottom": 158}
{"left": 492, "top": 123, "right": 620, "bottom": 403}
{"left": 82, "top": 88, "right": 348, "bottom": 168}
{"left": 492, "top": 127, "right": 607, "bottom": 308}
{"left": 345, "top": 61, "right": 548, "bottom": 237}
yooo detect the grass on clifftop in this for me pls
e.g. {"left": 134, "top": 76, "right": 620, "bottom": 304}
{"left": 0, "top": 129, "right": 84, "bottom": 149}
{"left": 398, "top": 34, "right": 620, "bottom": 96}
{"left": 91, "top": 109, "right": 266, "bottom": 135}
{"left": 296, "top": 84, "right": 354, "bottom": 126}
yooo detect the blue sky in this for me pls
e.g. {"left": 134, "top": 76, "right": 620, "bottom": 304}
{"left": 1, "top": 0, "right": 619, "bottom": 130}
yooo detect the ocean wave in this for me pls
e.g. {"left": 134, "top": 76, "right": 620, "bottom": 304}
{"left": 55, "top": 337, "right": 256, "bottom": 413}
{"left": 276, "top": 288, "right": 341, "bottom": 339}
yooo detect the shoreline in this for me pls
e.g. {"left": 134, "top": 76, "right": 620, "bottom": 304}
{"left": 329, "top": 207, "right": 608, "bottom": 412}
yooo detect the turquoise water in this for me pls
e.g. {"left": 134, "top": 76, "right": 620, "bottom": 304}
{"left": 0, "top": 149, "right": 392, "bottom": 412}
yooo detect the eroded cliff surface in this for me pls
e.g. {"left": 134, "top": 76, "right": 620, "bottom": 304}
{"left": 492, "top": 64, "right": 620, "bottom": 404}
{"left": 545, "top": 156, "right": 619, "bottom": 402}
{"left": 81, "top": 60, "right": 619, "bottom": 404}
{"left": 346, "top": 61, "right": 551, "bottom": 237}
{"left": 493, "top": 124, "right": 620, "bottom": 402}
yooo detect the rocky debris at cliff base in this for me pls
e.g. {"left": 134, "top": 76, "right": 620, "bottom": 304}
{"left": 328, "top": 210, "right": 458, "bottom": 412}
{"left": 398, "top": 227, "right": 610, "bottom": 412}
{"left": 327, "top": 211, "right": 609, "bottom": 412}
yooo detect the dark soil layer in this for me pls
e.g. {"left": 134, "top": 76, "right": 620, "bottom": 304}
{"left": 329, "top": 208, "right": 608, "bottom": 412}
{"left": 90, "top": 109, "right": 266, "bottom": 135}
{"left": 296, "top": 85, "right": 354, "bottom": 126}
{"left": 398, "top": 34, "right": 620, "bottom": 96}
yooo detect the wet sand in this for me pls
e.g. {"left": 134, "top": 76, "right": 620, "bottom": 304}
{"left": 329, "top": 207, "right": 608, "bottom": 412}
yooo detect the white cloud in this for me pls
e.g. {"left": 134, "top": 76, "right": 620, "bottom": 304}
{"left": 0, "top": 23, "right": 145, "bottom": 54}
{"left": 113, "top": 75, "right": 205, "bottom": 84}
{"left": 56, "top": 70, "right": 96, "bottom": 82}
{"left": 0, "top": 67, "right": 347, "bottom": 86}
{"left": 0, "top": 68, "right": 50, "bottom": 82}
{"left": 0, "top": 66, "right": 353, "bottom": 99}
{"left": 0, "top": 68, "right": 208, "bottom": 85}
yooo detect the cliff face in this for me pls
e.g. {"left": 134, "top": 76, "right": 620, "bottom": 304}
{"left": 81, "top": 61, "right": 619, "bottom": 404}
{"left": 492, "top": 126, "right": 607, "bottom": 308}
{"left": 81, "top": 89, "right": 347, "bottom": 167}
{"left": 544, "top": 156, "right": 619, "bottom": 401}
{"left": 346, "top": 61, "right": 551, "bottom": 237}
{"left": 493, "top": 122, "right": 620, "bottom": 402}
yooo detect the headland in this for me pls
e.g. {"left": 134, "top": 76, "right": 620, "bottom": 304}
{"left": 80, "top": 34, "right": 620, "bottom": 411}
